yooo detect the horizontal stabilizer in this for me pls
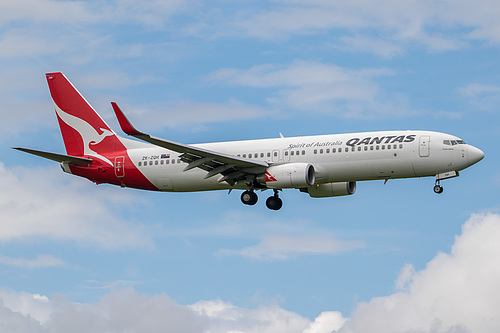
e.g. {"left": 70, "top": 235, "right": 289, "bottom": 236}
{"left": 13, "top": 147, "right": 93, "bottom": 165}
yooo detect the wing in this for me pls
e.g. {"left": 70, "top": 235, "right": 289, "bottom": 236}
{"left": 111, "top": 103, "right": 268, "bottom": 185}
{"left": 13, "top": 147, "right": 93, "bottom": 165}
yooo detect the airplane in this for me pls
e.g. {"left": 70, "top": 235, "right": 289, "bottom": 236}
{"left": 14, "top": 72, "right": 484, "bottom": 210}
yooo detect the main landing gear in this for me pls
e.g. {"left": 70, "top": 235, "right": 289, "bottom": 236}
{"left": 240, "top": 189, "right": 283, "bottom": 210}
{"left": 241, "top": 190, "right": 258, "bottom": 205}
{"left": 266, "top": 190, "right": 283, "bottom": 211}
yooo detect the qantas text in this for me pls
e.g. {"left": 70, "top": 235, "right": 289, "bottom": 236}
{"left": 346, "top": 134, "right": 416, "bottom": 147}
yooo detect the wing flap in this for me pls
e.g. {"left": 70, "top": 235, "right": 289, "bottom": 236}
{"left": 13, "top": 147, "right": 93, "bottom": 165}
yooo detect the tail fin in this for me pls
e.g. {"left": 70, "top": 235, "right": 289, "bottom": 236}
{"left": 46, "top": 73, "right": 120, "bottom": 163}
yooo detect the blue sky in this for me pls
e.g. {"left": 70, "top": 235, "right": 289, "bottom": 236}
{"left": 1, "top": 0, "right": 499, "bottom": 332}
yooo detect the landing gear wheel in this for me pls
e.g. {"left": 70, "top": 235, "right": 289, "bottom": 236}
{"left": 433, "top": 185, "right": 444, "bottom": 194}
{"left": 266, "top": 196, "right": 283, "bottom": 211}
{"left": 241, "top": 190, "right": 258, "bottom": 205}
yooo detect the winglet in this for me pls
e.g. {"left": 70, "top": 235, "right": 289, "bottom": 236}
{"left": 111, "top": 102, "right": 145, "bottom": 136}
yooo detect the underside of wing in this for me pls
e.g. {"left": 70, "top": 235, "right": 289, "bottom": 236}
{"left": 111, "top": 102, "right": 268, "bottom": 185}
{"left": 13, "top": 147, "right": 93, "bottom": 165}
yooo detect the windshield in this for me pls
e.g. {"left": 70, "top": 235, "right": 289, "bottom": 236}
{"left": 443, "top": 139, "right": 466, "bottom": 146}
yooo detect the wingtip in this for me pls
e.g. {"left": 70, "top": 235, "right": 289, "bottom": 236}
{"left": 111, "top": 102, "right": 144, "bottom": 136}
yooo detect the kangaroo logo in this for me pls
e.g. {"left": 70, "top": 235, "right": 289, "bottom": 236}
{"left": 55, "top": 105, "right": 115, "bottom": 166}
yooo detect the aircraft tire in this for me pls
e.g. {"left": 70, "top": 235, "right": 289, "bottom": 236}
{"left": 241, "top": 190, "right": 258, "bottom": 205}
{"left": 433, "top": 185, "right": 444, "bottom": 194}
{"left": 266, "top": 196, "right": 283, "bottom": 210}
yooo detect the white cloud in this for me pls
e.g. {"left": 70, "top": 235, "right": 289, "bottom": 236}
{"left": 0, "top": 289, "right": 52, "bottom": 326}
{"left": 1, "top": 213, "right": 499, "bottom": 332}
{"left": 231, "top": 0, "right": 500, "bottom": 51}
{"left": 120, "top": 99, "right": 268, "bottom": 131}
{"left": 0, "top": 254, "right": 64, "bottom": 268}
{"left": 334, "top": 35, "right": 404, "bottom": 58}
{"left": 209, "top": 61, "right": 416, "bottom": 118}
{"left": 458, "top": 83, "right": 500, "bottom": 98}
{"left": 337, "top": 213, "right": 500, "bottom": 333}
{"left": 458, "top": 83, "right": 500, "bottom": 112}
{"left": 0, "top": 288, "right": 316, "bottom": 333}
{"left": 216, "top": 233, "right": 365, "bottom": 260}
{"left": 0, "top": 163, "right": 153, "bottom": 249}
{"left": 0, "top": 0, "right": 189, "bottom": 28}
{"left": 304, "top": 311, "right": 347, "bottom": 333}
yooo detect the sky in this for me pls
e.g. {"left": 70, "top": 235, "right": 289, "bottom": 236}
{"left": 1, "top": 0, "right": 499, "bottom": 332}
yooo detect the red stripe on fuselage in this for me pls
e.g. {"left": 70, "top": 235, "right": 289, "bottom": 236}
{"left": 69, "top": 150, "right": 159, "bottom": 191}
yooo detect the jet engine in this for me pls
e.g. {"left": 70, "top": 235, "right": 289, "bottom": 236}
{"left": 305, "top": 181, "right": 356, "bottom": 198}
{"left": 257, "top": 163, "right": 315, "bottom": 189}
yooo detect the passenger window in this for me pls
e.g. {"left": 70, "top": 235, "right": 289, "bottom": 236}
{"left": 394, "top": 144, "right": 397, "bottom": 149}
{"left": 291, "top": 151, "right": 294, "bottom": 156}
{"left": 267, "top": 152, "right": 271, "bottom": 157}
{"left": 302, "top": 150, "right": 305, "bottom": 155}
{"left": 382, "top": 145, "right": 385, "bottom": 150}
{"left": 166, "top": 160, "right": 170, "bottom": 164}
{"left": 284, "top": 151, "right": 288, "bottom": 156}
{"left": 320, "top": 149, "right": 323, "bottom": 154}
{"left": 274, "top": 152, "right": 278, "bottom": 157}
{"left": 243, "top": 154, "right": 246, "bottom": 158}
{"left": 351, "top": 147, "right": 355, "bottom": 152}
{"left": 138, "top": 162, "right": 142, "bottom": 166}
{"left": 345, "top": 148, "right": 349, "bottom": 152}
{"left": 149, "top": 161, "right": 153, "bottom": 165}
{"left": 376, "top": 146, "right": 380, "bottom": 150}
{"left": 387, "top": 145, "right": 391, "bottom": 150}
{"left": 261, "top": 153, "right": 264, "bottom": 158}
{"left": 364, "top": 146, "right": 368, "bottom": 151}
{"left": 172, "top": 159, "right": 175, "bottom": 164}
{"left": 358, "top": 146, "right": 361, "bottom": 151}
{"left": 314, "top": 149, "right": 317, "bottom": 154}
{"left": 370, "top": 146, "right": 374, "bottom": 151}
{"left": 155, "top": 160, "right": 158, "bottom": 165}
{"left": 332, "top": 148, "right": 336, "bottom": 153}
{"left": 326, "top": 149, "right": 330, "bottom": 153}
{"left": 399, "top": 144, "right": 403, "bottom": 149}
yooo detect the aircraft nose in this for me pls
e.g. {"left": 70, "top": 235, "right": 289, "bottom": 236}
{"left": 468, "top": 145, "right": 484, "bottom": 165}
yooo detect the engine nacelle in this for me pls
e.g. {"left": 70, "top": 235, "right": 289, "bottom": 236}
{"left": 257, "top": 163, "right": 315, "bottom": 189}
{"left": 306, "top": 181, "right": 356, "bottom": 198}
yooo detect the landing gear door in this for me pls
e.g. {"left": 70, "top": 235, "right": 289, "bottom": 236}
{"left": 419, "top": 136, "right": 430, "bottom": 157}
{"left": 115, "top": 156, "right": 125, "bottom": 178}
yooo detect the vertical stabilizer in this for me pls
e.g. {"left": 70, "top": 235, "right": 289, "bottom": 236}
{"left": 46, "top": 72, "right": 119, "bottom": 165}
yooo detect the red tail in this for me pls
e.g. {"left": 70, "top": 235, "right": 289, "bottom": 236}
{"left": 46, "top": 73, "right": 120, "bottom": 162}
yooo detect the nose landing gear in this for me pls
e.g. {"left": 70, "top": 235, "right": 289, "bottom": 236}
{"left": 433, "top": 180, "right": 444, "bottom": 194}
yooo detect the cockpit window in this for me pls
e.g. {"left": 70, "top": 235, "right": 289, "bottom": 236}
{"left": 443, "top": 139, "right": 466, "bottom": 146}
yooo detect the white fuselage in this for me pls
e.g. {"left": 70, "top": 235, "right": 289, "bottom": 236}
{"left": 124, "top": 130, "right": 483, "bottom": 192}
